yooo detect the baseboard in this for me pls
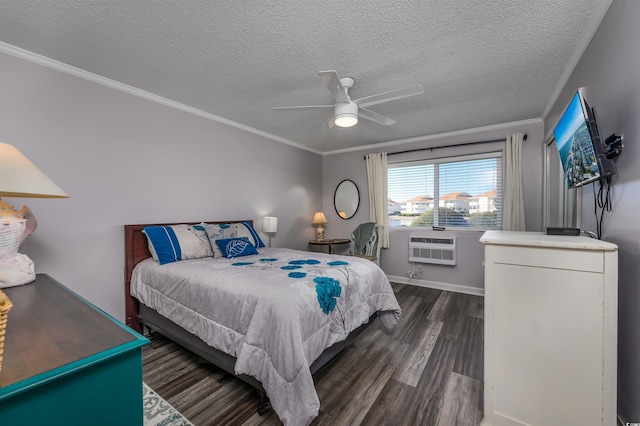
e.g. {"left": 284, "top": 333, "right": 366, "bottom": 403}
{"left": 386, "top": 275, "right": 484, "bottom": 297}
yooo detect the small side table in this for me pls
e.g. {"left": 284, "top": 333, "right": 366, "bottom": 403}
{"left": 308, "top": 238, "right": 351, "bottom": 254}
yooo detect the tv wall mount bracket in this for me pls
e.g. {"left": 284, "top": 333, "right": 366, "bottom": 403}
{"left": 604, "top": 134, "right": 623, "bottom": 159}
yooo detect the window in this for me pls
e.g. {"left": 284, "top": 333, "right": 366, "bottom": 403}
{"left": 388, "top": 152, "right": 503, "bottom": 229}
{"left": 544, "top": 138, "right": 580, "bottom": 228}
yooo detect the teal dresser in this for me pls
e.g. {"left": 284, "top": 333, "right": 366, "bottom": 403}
{"left": 0, "top": 274, "right": 149, "bottom": 426}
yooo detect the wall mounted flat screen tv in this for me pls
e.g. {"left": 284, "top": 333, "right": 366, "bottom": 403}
{"left": 553, "top": 89, "right": 615, "bottom": 188}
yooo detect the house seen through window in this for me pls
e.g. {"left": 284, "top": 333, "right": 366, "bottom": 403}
{"left": 388, "top": 152, "right": 503, "bottom": 229}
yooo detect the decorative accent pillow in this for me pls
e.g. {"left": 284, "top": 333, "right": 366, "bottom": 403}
{"left": 203, "top": 223, "right": 238, "bottom": 258}
{"left": 143, "top": 224, "right": 213, "bottom": 265}
{"left": 236, "top": 221, "right": 266, "bottom": 248}
{"left": 215, "top": 237, "right": 259, "bottom": 259}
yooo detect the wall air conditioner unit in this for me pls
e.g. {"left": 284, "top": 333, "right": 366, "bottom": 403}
{"left": 409, "top": 235, "right": 456, "bottom": 265}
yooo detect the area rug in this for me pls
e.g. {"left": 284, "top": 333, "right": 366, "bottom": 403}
{"left": 143, "top": 382, "right": 194, "bottom": 426}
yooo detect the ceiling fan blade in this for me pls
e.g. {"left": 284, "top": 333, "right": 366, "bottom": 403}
{"left": 354, "top": 85, "right": 424, "bottom": 108}
{"left": 359, "top": 107, "right": 397, "bottom": 126}
{"left": 272, "top": 105, "right": 334, "bottom": 111}
{"left": 321, "top": 115, "right": 336, "bottom": 131}
{"left": 318, "top": 70, "right": 350, "bottom": 104}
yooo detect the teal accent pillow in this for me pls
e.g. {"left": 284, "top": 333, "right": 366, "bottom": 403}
{"left": 143, "top": 224, "right": 213, "bottom": 265}
{"left": 216, "top": 237, "right": 259, "bottom": 259}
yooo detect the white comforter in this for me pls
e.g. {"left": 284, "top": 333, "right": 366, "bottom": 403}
{"left": 131, "top": 247, "right": 401, "bottom": 426}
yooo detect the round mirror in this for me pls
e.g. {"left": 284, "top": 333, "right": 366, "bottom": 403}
{"left": 334, "top": 179, "right": 360, "bottom": 220}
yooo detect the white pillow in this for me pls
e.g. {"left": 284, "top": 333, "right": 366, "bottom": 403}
{"left": 203, "top": 223, "right": 238, "bottom": 258}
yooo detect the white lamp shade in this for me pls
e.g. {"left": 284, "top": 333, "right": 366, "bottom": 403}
{"left": 0, "top": 143, "right": 68, "bottom": 198}
{"left": 263, "top": 216, "right": 278, "bottom": 233}
{"left": 312, "top": 211, "right": 327, "bottom": 225}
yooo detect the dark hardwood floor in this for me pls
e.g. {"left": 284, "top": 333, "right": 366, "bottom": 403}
{"left": 142, "top": 283, "right": 484, "bottom": 425}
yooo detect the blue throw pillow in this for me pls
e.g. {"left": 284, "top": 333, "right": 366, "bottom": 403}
{"left": 216, "top": 237, "right": 259, "bottom": 259}
{"left": 236, "top": 221, "right": 266, "bottom": 248}
{"left": 143, "top": 224, "right": 213, "bottom": 265}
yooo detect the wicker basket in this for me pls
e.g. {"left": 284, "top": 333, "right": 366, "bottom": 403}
{"left": 0, "top": 289, "right": 12, "bottom": 373}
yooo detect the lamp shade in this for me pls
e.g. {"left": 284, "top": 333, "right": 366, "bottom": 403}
{"left": 263, "top": 216, "right": 278, "bottom": 233}
{"left": 312, "top": 211, "right": 327, "bottom": 225}
{"left": 0, "top": 143, "right": 68, "bottom": 198}
{"left": 0, "top": 143, "right": 68, "bottom": 288}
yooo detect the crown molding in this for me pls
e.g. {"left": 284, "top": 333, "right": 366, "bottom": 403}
{"left": 541, "top": 0, "right": 614, "bottom": 120}
{"left": 0, "top": 42, "right": 322, "bottom": 155}
{"left": 323, "top": 118, "right": 543, "bottom": 156}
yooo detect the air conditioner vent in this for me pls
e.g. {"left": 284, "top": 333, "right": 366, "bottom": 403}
{"left": 409, "top": 235, "right": 456, "bottom": 265}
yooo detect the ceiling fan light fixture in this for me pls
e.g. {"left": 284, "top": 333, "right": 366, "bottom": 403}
{"left": 274, "top": 71, "right": 423, "bottom": 129}
{"left": 334, "top": 102, "right": 358, "bottom": 128}
{"left": 335, "top": 113, "right": 358, "bottom": 127}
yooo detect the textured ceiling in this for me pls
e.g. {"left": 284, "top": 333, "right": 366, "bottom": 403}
{"left": 0, "top": 1, "right": 610, "bottom": 153}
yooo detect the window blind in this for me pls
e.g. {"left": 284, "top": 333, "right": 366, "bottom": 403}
{"left": 387, "top": 152, "right": 503, "bottom": 229}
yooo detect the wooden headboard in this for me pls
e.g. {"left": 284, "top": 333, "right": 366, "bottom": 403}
{"left": 124, "top": 220, "right": 252, "bottom": 332}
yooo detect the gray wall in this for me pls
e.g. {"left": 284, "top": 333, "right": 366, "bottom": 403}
{"left": 543, "top": 0, "right": 639, "bottom": 420}
{"left": 322, "top": 119, "right": 544, "bottom": 291}
{"left": 0, "top": 50, "right": 322, "bottom": 321}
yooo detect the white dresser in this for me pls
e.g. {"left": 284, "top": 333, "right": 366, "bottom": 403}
{"left": 480, "top": 231, "right": 617, "bottom": 426}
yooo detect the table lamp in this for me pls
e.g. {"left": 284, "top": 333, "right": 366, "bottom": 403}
{"left": 312, "top": 211, "right": 327, "bottom": 241}
{"left": 0, "top": 143, "right": 69, "bottom": 288}
{"left": 262, "top": 216, "right": 278, "bottom": 247}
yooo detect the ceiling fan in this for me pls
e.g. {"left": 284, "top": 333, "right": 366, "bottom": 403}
{"left": 273, "top": 70, "right": 424, "bottom": 128}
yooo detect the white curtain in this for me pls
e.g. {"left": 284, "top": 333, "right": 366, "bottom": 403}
{"left": 503, "top": 133, "right": 526, "bottom": 231}
{"left": 365, "top": 152, "right": 390, "bottom": 248}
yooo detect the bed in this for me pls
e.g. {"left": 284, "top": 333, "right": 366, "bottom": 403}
{"left": 124, "top": 220, "right": 401, "bottom": 426}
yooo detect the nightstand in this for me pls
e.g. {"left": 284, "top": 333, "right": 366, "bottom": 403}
{"left": 0, "top": 274, "right": 149, "bottom": 425}
{"left": 308, "top": 238, "right": 351, "bottom": 254}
